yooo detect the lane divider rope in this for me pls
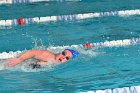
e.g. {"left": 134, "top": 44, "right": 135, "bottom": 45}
{"left": 48, "top": 38, "right": 140, "bottom": 50}
{"left": 0, "top": 0, "right": 79, "bottom": 5}
{"left": 0, "top": 38, "right": 139, "bottom": 59}
{"left": 0, "top": 9, "right": 140, "bottom": 27}
{"left": 80, "top": 85, "right": 140, "bottom": 93}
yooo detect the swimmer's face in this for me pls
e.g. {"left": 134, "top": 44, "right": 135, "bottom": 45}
{"left": 55, "top": 50, "right": 72, "bottom": 63}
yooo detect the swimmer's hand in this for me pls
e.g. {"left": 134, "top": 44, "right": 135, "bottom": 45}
{"left": 4, "top": 58, "right": 22, "bottom": 67}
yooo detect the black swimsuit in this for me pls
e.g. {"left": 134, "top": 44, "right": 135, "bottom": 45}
{"left": 29, "top": 63, "right": 41, "bottom": 69}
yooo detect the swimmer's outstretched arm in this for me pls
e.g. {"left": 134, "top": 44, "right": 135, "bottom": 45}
{"left": 4, "top": 50, "right": 47, "bottom": 67}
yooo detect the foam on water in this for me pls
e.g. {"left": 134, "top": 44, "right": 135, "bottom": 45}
{"left": 0, "top": 58, "right": 60, "bottom": 72}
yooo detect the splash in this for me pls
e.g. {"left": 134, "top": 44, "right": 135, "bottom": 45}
{"left": 0, "top": 58, "right": 60, "bottom": 72}
{"left": 20, "top": 59, "right": 60, "bottom": 72}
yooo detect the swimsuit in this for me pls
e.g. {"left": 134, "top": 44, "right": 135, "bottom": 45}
{"left": 29, "top": 63, "right": 41, "bottom": 69}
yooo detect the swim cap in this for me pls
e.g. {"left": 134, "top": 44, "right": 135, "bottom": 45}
{"left": 65, "top": 49, "right": 79, "bottom": 59}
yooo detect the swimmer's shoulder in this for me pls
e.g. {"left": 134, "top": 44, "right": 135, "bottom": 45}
{"left": 41, "top": 50, "right": 55, "bottom": 56}
{"left": 30, "top": 50, "right": 54, "bottom": 56}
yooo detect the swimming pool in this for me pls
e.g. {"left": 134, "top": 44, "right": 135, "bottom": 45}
{"left": 0, "top": 0, "right": 140, "bottom": 93}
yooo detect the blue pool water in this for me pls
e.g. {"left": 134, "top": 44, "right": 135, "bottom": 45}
{"left": 0, "top": 0, "right": 140, "bottom": 93}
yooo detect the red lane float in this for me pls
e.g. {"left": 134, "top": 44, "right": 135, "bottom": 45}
{"left": 17, "top": 18, "right": 24, "bottom": 25}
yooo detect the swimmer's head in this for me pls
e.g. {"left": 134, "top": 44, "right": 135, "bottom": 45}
{"left": 55, "top": 49, "right": 79, "bottom": 63}
{"left": 65, "top": 49, "right": 79, "bottom": 59}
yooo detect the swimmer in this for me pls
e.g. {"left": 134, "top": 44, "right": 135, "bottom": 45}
{"left": 4, "top": 49, "right": 79, "bottom": 68}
